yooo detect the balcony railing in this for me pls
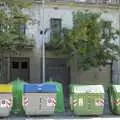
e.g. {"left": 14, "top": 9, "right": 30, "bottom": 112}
{"left": 44, "top": 0, "right": 120, "bottom": 5}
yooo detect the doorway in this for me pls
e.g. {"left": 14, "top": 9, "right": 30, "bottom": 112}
{"left": 10, "top": 57, "right": 29, "bottom": 82}
{"left": 45, "top": 58, "right": 70, "bottom": 109}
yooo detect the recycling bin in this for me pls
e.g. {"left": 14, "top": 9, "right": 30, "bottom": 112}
{"left": 108, "top": 85, "right": 120, "bottom": 114}
{"left": 0, "top": 84, "right": 12, "bottom": 117}
{"left": 47, "top": 81, "right": 65, "bottom": 113}
{"left": 11, "top": 79, "right": 24, "bottom": 115}
{"left": 23, "top": 83, "right": 56, "bottom": 115}
{"left": 69, "top": 84, "right": 104, "bottom": 115}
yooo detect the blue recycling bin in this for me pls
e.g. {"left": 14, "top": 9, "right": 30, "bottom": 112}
{"left": 23, "top": 83, "right": 56, "bottom": 115}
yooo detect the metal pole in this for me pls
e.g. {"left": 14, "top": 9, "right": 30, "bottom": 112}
{"left": 42, "top": 0, "right": 45, "bottom": 83}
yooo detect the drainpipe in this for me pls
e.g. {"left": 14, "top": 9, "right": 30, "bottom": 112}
{"left": 118, "top": 12, "right": 120, "bottom": 84}
{"left": 110, "top": 58, "right": 113, "bottom": 84}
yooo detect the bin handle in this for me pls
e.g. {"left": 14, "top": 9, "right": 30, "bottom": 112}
{"left": 37, "top": 88, "right": 42, "bottom": 92}
{"left": 86, "top": 89, "right": 92, "bottom": 93}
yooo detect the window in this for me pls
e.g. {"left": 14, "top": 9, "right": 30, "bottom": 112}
{"left": 102, "top": 21, "right": 111, "bottom": 38}
{"left": 0, "top": 24, "right": 3, "bottom": 32}
{"left": 12, "top": 62, "right": 19, "bottom": 69}
{"left": 21, "top": 62, "right": 28, "bottom": 69}
{"left": 0, "top": 2, "right": 5, "bottom": 9}
{"left": 20, "top": 24, "right": 26, "bottom": 34}
{"left": 0, "top": 24, "right": 7, "bottom": 32}
{"left": 50, "top": 18, "right": 62, "bottom": 39}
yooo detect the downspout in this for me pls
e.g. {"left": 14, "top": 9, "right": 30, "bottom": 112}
{"left": 110, "top": 59, "right": 113, "bottom": 84}
{"left": 118, "top": 11, "right": 120, "bottom": 84}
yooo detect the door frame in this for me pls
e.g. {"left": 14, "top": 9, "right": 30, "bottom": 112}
{"left": 45, "top": 58, "right": 70, "bottom": 94}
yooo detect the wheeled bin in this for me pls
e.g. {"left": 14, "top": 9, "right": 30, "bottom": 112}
{"left": 108, "top": 85, "right": 120, "bottom": 114}
{"left": 70, "top": 85, "right": 104, "bottom": 115}
{"left": 11, "top": 79, "right": 25, "bottom": 115}
{"left": 23, "top": 83, "right": 56, "bottom": 115}
{"left": 0, "top": 84, "right": 12, "bottom": 117}
{"left": 47, "top": 81, "right": 65, "bottom": 113}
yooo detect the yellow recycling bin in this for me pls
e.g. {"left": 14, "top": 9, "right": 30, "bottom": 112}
{"left": 0, "top": 84, "right": 12, "bottom": 117}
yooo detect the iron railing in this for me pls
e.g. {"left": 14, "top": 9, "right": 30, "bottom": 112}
{"left": 41, "top": 0, "right": 120, "bottom": 5}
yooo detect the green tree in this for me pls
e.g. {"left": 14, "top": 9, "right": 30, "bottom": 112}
{"left": 49, "top": 12, "right": 120, "bottom": 70}
{"left": 0, "top": 0, "right": 34, "bottom": 54}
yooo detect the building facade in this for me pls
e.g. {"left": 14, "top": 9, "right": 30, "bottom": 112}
{"left": 24, "top": 0, "right": 120, "bottom": 85}
{"left": 1, "top": 0, "right": 120, "bottom": 113}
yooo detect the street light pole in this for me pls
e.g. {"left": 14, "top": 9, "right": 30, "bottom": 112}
{"left": 42, "top": 0, "right": 45, "bottom": 83}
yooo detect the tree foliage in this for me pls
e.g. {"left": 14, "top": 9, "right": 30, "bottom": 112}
{"left": 0, "top": 0, "right": 34, "bottom": 54}
{"left": 49, "top": 12, "right": 120, "bottom": 70}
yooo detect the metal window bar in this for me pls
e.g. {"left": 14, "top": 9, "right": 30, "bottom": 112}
{"left": 0, "top": 57, "right": 9, "bottom": 83}
{"left": 50, "top": 18, "right": 62, "bottom": 39}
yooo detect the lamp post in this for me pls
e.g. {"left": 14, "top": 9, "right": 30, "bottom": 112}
{"left": 42, "top": 0, "right": 45, "bottom": 83}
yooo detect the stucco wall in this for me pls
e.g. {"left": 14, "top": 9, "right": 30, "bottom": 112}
{"left": 25, "top": 4, "right": 120, "bottom": 45}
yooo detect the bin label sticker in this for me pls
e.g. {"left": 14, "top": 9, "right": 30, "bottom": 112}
{"left": 113, "top": 99, "right": 120, "bottom": 106}
{"left": 0, "top": 99, "right": 11, "bottom": 108}
{"left": 47, "top": 97, "right": 56, "bottom": 107}
{"left": 23, "top": 96, "right": 29, "bottom": 106}
{"left": 73, "top": 85, "right": 104, "bottom": 93}
{"left": 73, "top": 99, "right": 78, "bottom": 107}
{"left": 78, "top": 98, "right": 83, "bottom": 107}
{"left": 70, "top": 96, "right": 72, "bottom": 105}
{"left": 6, "top": 99, "right": 11, "bottom": 108}
{"left": 95, "top": 99, "right": 104, "bottom": 107}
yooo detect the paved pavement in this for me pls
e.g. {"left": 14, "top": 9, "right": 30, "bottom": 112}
{"left": 1, "top": 115, "right": 120, "bottom": 120}
{"left": 24, "top": 117, "right": 120, "bottom": 120}
{"left": 25, "top": 117, "right": 120, "bottom": 120}
{"left": 0, "top": 113, "right": 119, "bottom": 120}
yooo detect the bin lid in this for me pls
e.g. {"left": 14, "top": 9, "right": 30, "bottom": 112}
{"left": 0, "top": 84, "right": 12, "bottom": 93}
{"left": 70, "top": 85, "right": 104, "bottom": 93}
{"left": 24, "top": 83, "right": 56, "bottom": 93}
{"left": 112, "top": 85, "right": 120, "bottom": 93}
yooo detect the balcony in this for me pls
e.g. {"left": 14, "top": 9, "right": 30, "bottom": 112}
{"left": 44, "top": 0, "right": 120, "bottom": 5}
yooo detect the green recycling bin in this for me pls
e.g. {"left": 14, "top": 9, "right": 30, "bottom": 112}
{"left": 108, "top": 85, "right": 120, "bottom": 114}
{"left": 70, "top": 85, "right": 104, "bottom": 115}
{"left": 11, "top": 79, "right": 25, "bottom": 115}
{"left": 47, "top": 81, "right": 64, "bottom": 113}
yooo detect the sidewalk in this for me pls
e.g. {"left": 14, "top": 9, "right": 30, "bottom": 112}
{"left": 25, "top": 117, "right": 120, "bottom": 120}
{"left": 0, "top": 112, "right": 119, "bottom": 120}
{"left": 1, "top": 116, "right": 120, "bottom": 120}
{"left": 1, "top": 115, "right": 120, "bottom": 120}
